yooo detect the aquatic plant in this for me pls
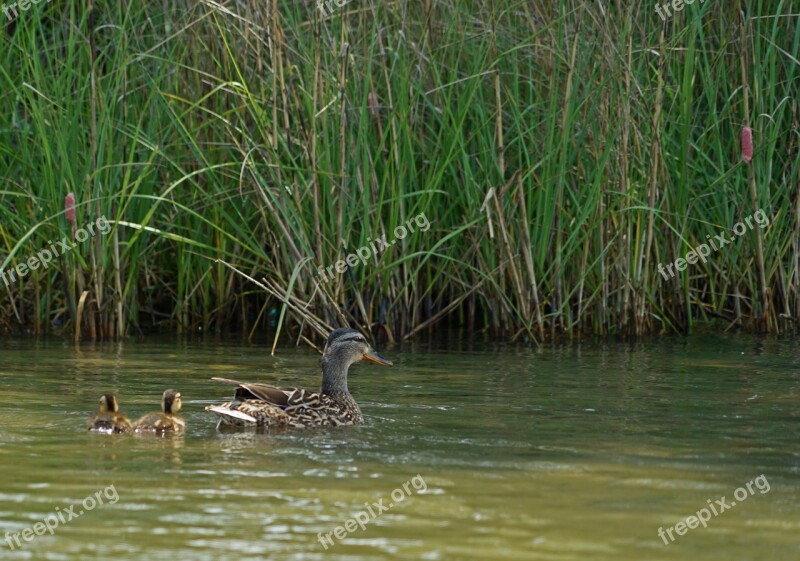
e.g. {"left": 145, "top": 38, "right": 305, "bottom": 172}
{"left": 0, "top": 0, "right": 797, "bottom": 341}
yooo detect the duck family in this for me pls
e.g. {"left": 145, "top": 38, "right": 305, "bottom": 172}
{"left": 87, "top": 328, "right": 392, "bottom": 434}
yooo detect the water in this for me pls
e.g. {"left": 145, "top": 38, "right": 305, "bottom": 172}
{"left": 0, "top": 334, "right": 798, "bottom": 560}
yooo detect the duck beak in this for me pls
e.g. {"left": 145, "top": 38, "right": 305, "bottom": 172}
{"left": 362, "top": 350, "right": 393, "bottom": 366}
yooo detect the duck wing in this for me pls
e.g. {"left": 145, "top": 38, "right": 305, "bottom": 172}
{"left": 211, "top": 377, "right": 304, "bottom": 407}
{"left": 208, "top": 378, "right": 334, "bottom": 428}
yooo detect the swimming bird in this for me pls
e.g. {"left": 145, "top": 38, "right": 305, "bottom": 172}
{"left": 206, "top": 327, "right": 393, "bottom": 429}
{"left": 132, "top": 389, "right": 185, "bottom": 433}
{"left": 88, "top": 393, "right": 132, "bottom": 434}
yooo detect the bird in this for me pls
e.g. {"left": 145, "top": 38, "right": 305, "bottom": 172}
{"left": 132, "top": 389, "right": 185, "bottom": 433}
{"left": 206, "top": 327, "right": 393, "bottom": 429}
{"left": 88, "top": 393, "right": 132, "bottom": 434}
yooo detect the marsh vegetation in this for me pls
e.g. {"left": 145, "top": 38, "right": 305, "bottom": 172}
{"left": 0, "top": 0, "right": 797, "bottom": 341}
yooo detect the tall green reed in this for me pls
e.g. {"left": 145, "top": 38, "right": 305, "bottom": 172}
{"left": 0, "top": 0, "right": 797, "bottom": 342}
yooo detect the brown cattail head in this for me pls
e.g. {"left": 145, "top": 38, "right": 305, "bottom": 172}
{"left": 741, "top": 126, "right": 753, "bottom": 163}
{"left": 65, "top": 192, "right": 76, "bottom": 225}
{"left": 368, "top": 91, "right": 379, "bottom": 120}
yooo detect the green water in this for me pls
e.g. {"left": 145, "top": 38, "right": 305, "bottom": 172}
{"left": 0, "top": 335, "right": 798, "bottom": 560}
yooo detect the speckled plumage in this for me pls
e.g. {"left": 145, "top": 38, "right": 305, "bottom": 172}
{"left": 206, "top": 328, "right": 392, "bottom": 430}
{"left": 211, "top": 388, "right": 364, "bottom": 428}
{"left": 88, "top": 394, "right": 132, "bottom": 434}
{"left": 133, "top": 389, "right": 185, "bottom": 434}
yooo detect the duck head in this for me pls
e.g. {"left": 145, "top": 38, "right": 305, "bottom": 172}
{"left": 162, "top": 389, "right": 182, "bottom": 415}
{"left": 320, "top": 328, "right": 392, "bottom": 396}
{"left": 98, "top": 393, "right": 119, "bottom": 413}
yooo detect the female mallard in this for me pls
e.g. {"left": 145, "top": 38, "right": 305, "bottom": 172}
{"left": 206, "top": 328, "right": 392, "bottom": 429}
{"left": 132, "top": 389, "right": 185, "bottom": 433}
{"left": 88, "top": 393, "right": 132, "bottom": 434}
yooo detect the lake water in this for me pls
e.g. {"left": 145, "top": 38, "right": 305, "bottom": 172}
{"left": 0, "top": 334, "right": 798, "bottom": 560}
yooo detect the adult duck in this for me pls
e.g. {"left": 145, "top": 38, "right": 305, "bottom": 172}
{"left": 206, "top": 328, "right": 392, "bottom": 429}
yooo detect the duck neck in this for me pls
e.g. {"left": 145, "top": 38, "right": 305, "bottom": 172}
{"left": 320, "top": 355, "right": 351, "bottom": 398}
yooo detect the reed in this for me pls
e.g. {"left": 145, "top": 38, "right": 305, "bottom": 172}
{"left": 0, "top": 0, "right": 797, "bottom": 341}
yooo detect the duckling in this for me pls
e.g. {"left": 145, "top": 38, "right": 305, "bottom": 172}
{"left": 88, "top": 393, "right": 132, "bottom": 434}
{"left": 132, "top": 389, "right": 185, "bottom": 433}
{"left": 206, "top": 327, "right": 393, "bottom": 429}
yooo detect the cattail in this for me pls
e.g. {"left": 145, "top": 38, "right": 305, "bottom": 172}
{"left": 65, "top": 192, "right": 76, "bottom": 225}
{"left": 741, "top": 126, "right": 753, "bottom": 163}
{"left": 368, "top": 91, "right": 379, "bottom": 120}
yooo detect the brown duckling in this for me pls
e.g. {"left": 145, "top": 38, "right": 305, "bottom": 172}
{"left": 132, "top": 389, "right": 185, "bottom": 433}
{"left": 88, "top": 394, "right": 132, "bottom": 434}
